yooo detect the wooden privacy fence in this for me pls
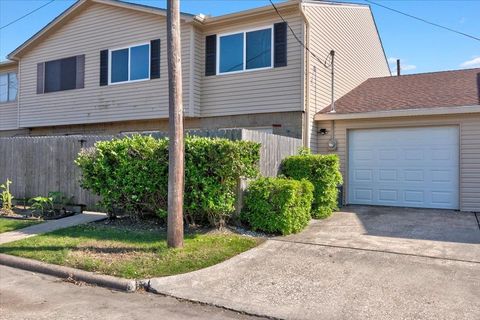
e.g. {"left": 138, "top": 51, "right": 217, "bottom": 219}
{"left": 0, "top": 129, "right": 302, "bottom": 209}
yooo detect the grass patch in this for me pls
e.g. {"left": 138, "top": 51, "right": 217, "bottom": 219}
{"left": 0, "top": 218, "right": 40, "bottom": 234}
{"left": 0, "top": 223, "right": 260, "bottom": 279}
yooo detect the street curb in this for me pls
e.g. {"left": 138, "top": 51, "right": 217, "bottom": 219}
{"left": 0, "top": 254, "right": 137, "bottom": 292}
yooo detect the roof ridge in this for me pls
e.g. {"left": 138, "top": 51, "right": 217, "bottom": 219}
{"left": 370, "top": 67, "right": 480, "bottom": 80}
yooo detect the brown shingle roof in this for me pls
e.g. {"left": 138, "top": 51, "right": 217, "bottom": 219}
{"left": 319, "top": 68, "right": 480, "bottom": 114}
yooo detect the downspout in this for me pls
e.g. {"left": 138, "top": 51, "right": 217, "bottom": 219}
{"left": 299, "top": 2, "right": 311, "bottom": 149}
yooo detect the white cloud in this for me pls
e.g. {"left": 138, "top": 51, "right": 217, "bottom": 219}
{"left": 460, "top": 56, "right": 480, "bottom": 68}
{"left": 387, "top": 57, "right": 417, "bottom": 74}
{"left": 387, "top": 57, "right": 398, "bottom": 64}
{"left": 401, "top": 64, "right": 417, "bottom": 71}
{"left": 459, "top": 17, "right": 467, "bottom": 24}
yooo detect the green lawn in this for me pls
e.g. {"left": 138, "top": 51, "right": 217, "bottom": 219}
{"left": 0, "top": 224, "right": 260, "bottom": 279}
{"left": 0, "top": 218, "right": 40, "bottom": 234}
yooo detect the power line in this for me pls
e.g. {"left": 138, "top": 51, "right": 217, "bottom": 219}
{"left": 0, "top": 0, "right": 56, "bottom": 30}
{"left": 365, "top": 0, "right": 480, "bottom": 42}
{"left": 268, "top": 0, "right": 332, "bottom": 69}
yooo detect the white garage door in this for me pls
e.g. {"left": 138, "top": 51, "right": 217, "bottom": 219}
{"left": 348, "top": 126, "right": 459, "bottom": 209}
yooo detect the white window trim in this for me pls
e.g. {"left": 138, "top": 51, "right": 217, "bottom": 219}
{"left": 0, "top": 72, "right": 17, "bottom": 104}
{"left": 216, "top": 26, "right": 274, "bottom": 76}
{"left": 108, "top": 42, "right": 151, "bottom": 85}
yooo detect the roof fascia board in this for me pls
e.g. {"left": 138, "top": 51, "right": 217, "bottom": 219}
{"left": 314, "top": 105, "right": 480, "bottom": 121}
{"left": 301, "top": 1, "right": 369, "bottom": 9}
{"left": 0, "top": 60, "right": 18, "bottom": 67}
{"left": 201, "top": 1, "right": 299, "bottom": 27}
{"left": 93, "top": 0, "right": 195, "bottom": 21}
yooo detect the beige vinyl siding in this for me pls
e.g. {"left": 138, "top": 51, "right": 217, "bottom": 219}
{"left": 0, "top": 102, "right": 17, "bottom": 130}
{"left": 199, "top": 10, "right": 303, "bottom": 117}
{"left": 304, "top": 3, "right": 390, "bottom": 152}
{"left": 317, "top": 113, "right": 480, "bottom": 212}
{"left": 192, "top": 26, "right": 203, "bottom": 117}
{"left": 0, "top": 64, "right": 19, "bottom": 130}
{"left": 18, "top": 2, "right": 192, "bottom": 128}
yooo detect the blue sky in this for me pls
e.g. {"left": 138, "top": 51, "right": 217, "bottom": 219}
{"left": 1, "top": 0, "right": 479, "bottom": 74}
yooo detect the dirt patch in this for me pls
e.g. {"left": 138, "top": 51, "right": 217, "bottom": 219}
{"left": 93, "top": 216, "right": 167, "bottom": 233}
{"left": 68, "top": 240, "right": 155, "bottom": 265}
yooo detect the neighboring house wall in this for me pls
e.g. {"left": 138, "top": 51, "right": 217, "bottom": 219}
{"left": 27, "top": 111, "right": 303, "bottom": 138}
{"left": 17, "top": 1, "right": 192, "bottom": 128}
{"left": 303, "top": 3, "right": 390, "bottom": 152}
{"left": 0, "top": 64, "right": 19, "bottom": 130}
{"left": 317, "top": 113, "right": 480, "bottom": 212}
{"left": 198, "top": 8, "right": 304, "bottom": 117}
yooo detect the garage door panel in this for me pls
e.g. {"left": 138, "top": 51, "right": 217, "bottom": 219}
{"left": 348, "top": 127, "right": 459, "bottom": 209}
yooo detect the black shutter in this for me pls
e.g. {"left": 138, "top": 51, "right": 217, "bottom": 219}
{"left": 205, "top": 34, "right": 216, "bottom": 76}
{"left": 37, "top": 63, "right": 45, "bottom": 94}
{"left": 150, "top": 39, "right": 161, "bottom": 79}
{"left": 100, "top": 50, "right": 108, "bottom": 86}
{"left": 76, "top": 55, "right": 85, "bottom": 89}
{"left": 274, "top": 22, "right": 287, "bottom": 68}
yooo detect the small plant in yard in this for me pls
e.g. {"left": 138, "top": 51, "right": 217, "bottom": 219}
{"left": 0, "top": 179, "right": 14, "bottom": 214}
{"left": 241, "top": 177, "right": 314, "bottom": 235}
{"left": 29, "top": 196, "right": 54, "bottom": 217}
{"left": 282, "top": 152, "right": 343, "bottom": 219}
{"left": 48, "top": 191, "right": 74, "bottom": 207}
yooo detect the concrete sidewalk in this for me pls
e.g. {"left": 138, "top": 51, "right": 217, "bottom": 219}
{"left": 0, "top": 212, "right": 106, "bottom": 244}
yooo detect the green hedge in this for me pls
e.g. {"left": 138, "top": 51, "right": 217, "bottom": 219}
{"left": 281, "top": 153, "right": 342, "bottom": 219}
{"left": 75, "top": 135, "right": 260, "bottom": 226}
{"left": 241, "top": 177, "right": 314, "bottom": 235}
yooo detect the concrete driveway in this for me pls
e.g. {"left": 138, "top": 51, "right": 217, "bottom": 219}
{"left": 282, "top": 205, "right": 480, "bottom": 262}
{"left": 150, "top": 206, "right": 480, "bottom": 320}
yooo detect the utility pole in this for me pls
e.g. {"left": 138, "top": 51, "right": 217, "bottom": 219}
{"left": 167, "top": 0, "right": 184, "bottom": 248}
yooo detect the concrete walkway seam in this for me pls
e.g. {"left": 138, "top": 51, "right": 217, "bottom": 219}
{"left": 270, "top": 238, "right": 480, "bottom": 264}
{"left": 0, "top": 254, "right": 137, "bottom": 292}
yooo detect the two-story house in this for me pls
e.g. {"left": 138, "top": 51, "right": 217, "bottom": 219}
{"left": 0, "top": 0, "right": 390, "bottom": 151}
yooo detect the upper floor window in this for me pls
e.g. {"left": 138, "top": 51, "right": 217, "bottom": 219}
{"left": 218, "top": 27, "right": 273, "bottom": 75}
{"left": 109, "top": 43, "right": 150, "bottom": 84}
{"left": 37, "top": 55, "right": 85, "bottom": 94}
{"left": 45, "top": 57, "right": 77, "bottom": 93}
{"left": 0, "top": 72, "right": 17, "bottom": 103}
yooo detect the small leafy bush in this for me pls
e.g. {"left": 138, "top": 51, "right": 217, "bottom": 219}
{"left": 29, "top": 196, "right": 54, "bottom": 216}
{"left": 75, "top": 135, "right": 260, "bottom": 227}
{"left": 281, "top": 153, "right": 342, "bottom": 219}
{"left": 241, "top": 177, "right": 314, "bottom": 235}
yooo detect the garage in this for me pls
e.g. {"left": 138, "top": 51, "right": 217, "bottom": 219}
{"left": 347, "top": 126, "right": 459, "bottom": 209}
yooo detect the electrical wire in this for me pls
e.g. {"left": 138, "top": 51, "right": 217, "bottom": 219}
{"left": 365, "top": 0, "right": 480, "bottom": 42}
{"left": 268, "top": 0, "right": 332, "bottom": 69}
{"left": 0, "top": 0, "right": 56, "bottom": 30}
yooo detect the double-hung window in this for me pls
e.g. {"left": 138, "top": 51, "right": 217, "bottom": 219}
{"left": 218, "top": 27, "right": 273, "bottom": 74}
{"left": 109, "top": 43, "right": 150, "bottom": 84}
{"left": 0, "top": 72, "right": 18, "bottom": 103}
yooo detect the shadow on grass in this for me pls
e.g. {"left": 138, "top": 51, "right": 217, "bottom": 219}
{"left": 0, "top": 245, "right": 162, "bottom": 254}
{"left": 39, "top": 224, "right": 202, "bottom": 244}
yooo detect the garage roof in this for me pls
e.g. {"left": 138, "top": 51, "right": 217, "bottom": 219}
{"left": 318, "top": 68, "right": 480, "bottom": 115}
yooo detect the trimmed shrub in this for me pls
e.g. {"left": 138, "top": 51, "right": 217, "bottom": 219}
{"left": 75, "top": 135, "right": 260, "bottom": 226}
{"left": 241, "top": 177, "right": 314, "bottom": 235}
{"left": 281, "top": 153, "right": 342, "bottom": 219}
